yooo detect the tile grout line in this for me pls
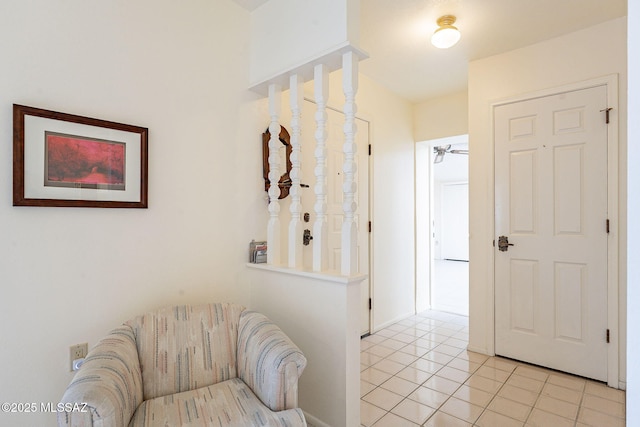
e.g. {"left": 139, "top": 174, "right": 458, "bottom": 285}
{"left": 362, "top": 311, "right": 626, "bottom": 427}
{"left": 468, "top": 360, "right": 512, "bottom": 426}
{"left": 362, "top": 316, "right": 462, "bottom": 425}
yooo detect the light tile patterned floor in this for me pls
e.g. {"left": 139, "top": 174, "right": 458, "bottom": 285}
{"left": 361, "top": 310, "right": 626, "bottom": 426}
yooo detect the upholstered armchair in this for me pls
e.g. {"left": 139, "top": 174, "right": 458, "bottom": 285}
{"left": 58, "top": 303, "right": 307, "bottom": 427}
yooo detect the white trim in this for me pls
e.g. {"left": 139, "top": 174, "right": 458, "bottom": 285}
{"left": 246, "top": 263, "right": 367, "bottom": 285}
{"left": 413, "top": 140, "right": 419, "bottom": 315}
{"left": 605, "top": 75, "right": 620, "bottom": 389}
{"left": 370, "top": 311, "right": 415, "bottom": 334}
{"left": 414, "top": 140, "right": 431, "bottom": 314}
{"left": 486, "top": 115, "right": 497, "bottom": 356}
{"left": 303, "top": 411, "right": 331, "bottom": 427}
{"left": 365, "top": 118, "right": 374, "bottom": 336}
{"left": 466, "top": 345, "right": 490, "bottom": 355}
{"left": 489, "top": 74, "right": 620, "bottom": 387}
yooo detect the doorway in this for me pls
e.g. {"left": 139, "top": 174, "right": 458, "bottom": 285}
{"left": 432, "top": 137, "right": 469, "bottom": 315}
{"left": 416, "top": 135, "right": 469, "bottom": 316}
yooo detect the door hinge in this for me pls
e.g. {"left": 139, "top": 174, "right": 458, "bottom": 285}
{"left": 606, "top": 219, "right": 610, "bottom": 234}
{"left": 368, "top": 298, "right": 372, "bottom": 310}
{"left": 368, "top": 221, "right": 372, "bottom": 233}
{"left": 368, "top": 144, "right": 372, "bottom": 156}
{"left": 600, "top": 107, "right": 613, "bottom": 124}
{"left": 606, "top": 329, "right": 610, "bottom": 343}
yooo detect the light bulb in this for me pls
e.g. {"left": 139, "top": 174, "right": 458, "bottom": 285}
{"left": 431, "top": 15, "right": 461, "bottom": 49}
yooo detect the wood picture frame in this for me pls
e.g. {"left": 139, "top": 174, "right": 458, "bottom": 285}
{"left": 13, "top": 104, "right": 148, "bottom": 208}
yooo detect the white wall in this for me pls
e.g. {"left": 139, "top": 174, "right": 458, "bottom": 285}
{"left": 249, "top": 0, "right": 360, "bottom": 85}
{"left": 247, "top": 267, "right": 363, "bottom": 427}
{"left": 351, "top": 73, "right": 416, "bottom": 330}
{"left": 0, "top": 1, "right": 266, "bottom": 425}
{"left": 468, "top": 17, "right": 627, "bottom": 384}
{"left": 626, "top": 2, "right": 639, "bottom": 424}
{"left": 414, "top": 90, "right": 469, "bottom": 142}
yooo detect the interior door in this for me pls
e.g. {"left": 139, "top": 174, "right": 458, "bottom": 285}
{"left": 494, "top": 85, "right": 609, "bottom": 381}
{"left": 325, "top": 107, "right": 370, "bottom": 336}
{"left": 301, "top": 100, "right": 371, "bottom": 335}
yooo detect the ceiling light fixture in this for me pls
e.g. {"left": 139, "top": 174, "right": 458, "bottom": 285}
{"left": 431, "top": 15, "right": 461, "bottom": 49}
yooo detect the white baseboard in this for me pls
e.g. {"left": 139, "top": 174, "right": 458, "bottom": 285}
{"left": 466, "top": 344, "right": 492, "bottom": 356}
{"left": 372, "top": 311, "right": 416, "bottom": 333}
{"left": 303, "top": 411, "right": 331, "bottom": 427}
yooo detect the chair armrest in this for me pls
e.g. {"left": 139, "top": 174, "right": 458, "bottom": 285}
{"left": 58, "top": 326, "right": 143, "bottom": 427}
{"left": 237, "top": 311, "right": 307, "bottom": 411}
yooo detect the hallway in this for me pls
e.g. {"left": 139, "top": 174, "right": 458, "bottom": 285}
{"left": 360, "top": 310, "right": 625, "bottom": 426}
{"left": 431, "top": 260, "right": 468, "bottom": 316}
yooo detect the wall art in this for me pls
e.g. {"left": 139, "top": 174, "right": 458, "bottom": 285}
{"left": 13, "top": 104, "right": 148, "bottom": 208}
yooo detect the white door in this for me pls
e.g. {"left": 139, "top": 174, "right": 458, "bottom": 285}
{"left": 441, "top": 182, "right": 469, "bottom": 261}
{"left": 494, "top": 85, "right": 609, "bottom": 381}
{"left": 301, "top": 100, "right": 371, "bottom": 335}
{"left": 325, "top": 107, "right": 370, "bottom": 335}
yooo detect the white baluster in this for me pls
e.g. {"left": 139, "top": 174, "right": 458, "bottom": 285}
{"left": 341, "top": 51, "right": 359, "bottom": 275}
{"left": 288, "top": 74, "right": 303, "bottom": 268}
{"left": 267, "top": 83, "right": 282, "bottom": 265}
{"left": 313, "top": 64, "right": 329, "bottom": 272}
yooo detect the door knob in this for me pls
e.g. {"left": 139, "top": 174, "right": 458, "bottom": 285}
{"left": 498, "top": 236, "right": 514, "bottom": 252}
{"left": 303, "top": 229, "right": 313, "bottom": 246}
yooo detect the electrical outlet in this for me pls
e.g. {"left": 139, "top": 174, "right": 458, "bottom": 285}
{"left": 70, "top": 343, "right": 88, "bottom": 371}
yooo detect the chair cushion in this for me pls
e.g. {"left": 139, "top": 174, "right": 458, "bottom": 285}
{"left": 128, "top": 378, "right": 306, "bottom": 427}
{"left": 126, "top": 303, "right": 245, "bottom": 400}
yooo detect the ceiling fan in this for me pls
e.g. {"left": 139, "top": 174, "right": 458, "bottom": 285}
{"left": 433, "top": 144, "right": 468, "bottom": 163}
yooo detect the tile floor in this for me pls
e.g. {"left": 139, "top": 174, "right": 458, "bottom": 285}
{"left": 360, "top": 310, "right": 626, "bottom": 426}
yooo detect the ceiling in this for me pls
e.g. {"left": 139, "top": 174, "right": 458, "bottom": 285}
{"left": 235, "top": 0, "right": 627, "bottom": 103}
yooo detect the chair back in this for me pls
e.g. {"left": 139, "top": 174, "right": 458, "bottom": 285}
{"left": 126, "top": 303, "right": 245, "bottom": 400}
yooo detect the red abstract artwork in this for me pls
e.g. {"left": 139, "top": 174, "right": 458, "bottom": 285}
{"left": 45, "top": 132, "right": 126, "bottom": 190}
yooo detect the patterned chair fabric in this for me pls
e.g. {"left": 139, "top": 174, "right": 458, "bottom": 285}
{"left": 58, "top": 303, "right": 307, "bottom": 427}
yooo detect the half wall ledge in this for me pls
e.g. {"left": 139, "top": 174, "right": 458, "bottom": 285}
{"left": 246, "top": 262, "right": 367, "bottom": 284}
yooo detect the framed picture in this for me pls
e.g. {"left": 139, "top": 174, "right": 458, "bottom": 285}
{"left": 13, "top": 104, "right": 148, "bottom": 208}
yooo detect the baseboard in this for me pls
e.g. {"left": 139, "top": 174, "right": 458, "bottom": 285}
{"left": 466, "top": 344, "right": 492, "bottom": 356}
{"left": 372, "top": 311, "right": 416, "bottom": 333}
{"left": 303, "top": 411, "right": 331, "bottom": 427}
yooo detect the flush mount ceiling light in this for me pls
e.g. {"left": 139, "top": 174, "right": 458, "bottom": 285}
{"left": 431, "top": 15, "right": 461, "bottom": 49}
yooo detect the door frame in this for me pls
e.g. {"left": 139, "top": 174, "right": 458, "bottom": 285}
{"left": 415, "top": 135, "right": 469, "bottom": 314}
{"left": 488, "top": 75, "right": 620, "bottom": 387}
{"left": 328, "top": 100, "right": 374, "bottom": 336}
{"left": 297, "top": 97, "right": 373, "bottom": 335}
